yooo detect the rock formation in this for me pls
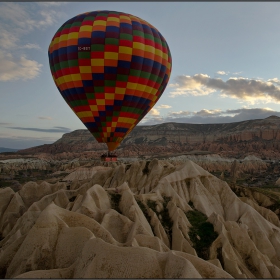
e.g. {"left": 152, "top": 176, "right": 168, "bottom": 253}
{"left": 0, "top": 159, "right": 279, "bottom": 278}
{"left": 0, "top": 153, "right": 268, "bottom": 179}
{"left": 13, "top": 115, "right": 280, "bottom": 160}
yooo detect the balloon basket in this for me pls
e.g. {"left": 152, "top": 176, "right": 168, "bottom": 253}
{"left": 100, "top": 155, "right": 118, "bottom": 162}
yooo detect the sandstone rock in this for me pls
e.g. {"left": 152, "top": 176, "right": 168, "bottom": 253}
{"left": 63, "top": 166, "right": 112, "bottom": 181}
{"left": 16, "top": 238, "right": 232, "bottom": 279}
{"left": 0, "top": 159, "right": 279, "bottom": 278}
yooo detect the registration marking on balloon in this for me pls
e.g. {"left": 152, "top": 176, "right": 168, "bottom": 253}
{"left": 48, "top": 10, "right": 172, "bottom": 151}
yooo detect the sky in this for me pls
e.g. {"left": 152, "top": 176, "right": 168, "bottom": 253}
{"left": 1, "top": 2, "right": 280, "bottom": 149}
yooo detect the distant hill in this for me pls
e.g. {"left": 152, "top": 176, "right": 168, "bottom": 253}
{"left": 18, "top": 115, "right": 280, "bottom": 159}
{"left": 0, "top": 147, "right": 19, "bottom": 153}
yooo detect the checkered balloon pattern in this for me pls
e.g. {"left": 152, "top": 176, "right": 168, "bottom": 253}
{"left": 48, "top": 10, "right": 172, "bottom": 151}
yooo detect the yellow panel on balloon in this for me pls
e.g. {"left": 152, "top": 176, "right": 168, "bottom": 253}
{"left": 53, "top": 37, "right": 59, "bottom": 45}
{"left": 136, "top": 84, "right": 146, "bottom": 91}
{"left": 93, "top": 20, "right": 107, "bottom": 26}
{"left": 64, "top": 74, "right": 81, "bottom": 82}
{"left": 96, "top": 99, "right": 105, "bottom": 105}
{"left": 79, "top": 66, "right": 92, "bottom": 73}
{"left": 150, "top": 88, "right": 157, "bottom": 95}
{"left": 91, "top": 59, "right": 104, "bottom": 66}
{"left": 80, "top": 26, "right": 92, "bottom": 32}
{"left": 127, "top": 82, "right": 137, "bottom": 90}
{"left": 90, "top": 105, "right": 98, "bottom": 112}
{"left": 105, "top": 52, "right": 118, "bottom": 60}
{"left": 118, "top": 117, "right": 136, "bottom": 124}
{"left": 155, "top": 49, "right": 163, "bottom": 58}
{"left": 162, "top": 53, "right": 168, "bottom": 60}
{"left": 108, "top": 17, "right": 119, "bottom": 22}
{"left": 119, "top": 15, "right": 130, "bottom": 21}
{"left": 115, "top": 87, "right": 126, "bottom": 94}
{"left": 133, "top": 42, "right": 145, "bottom": 50}
{"left": 119, "top": 46, "right": 132, "bottom": 55}
{"left": 145, "top": 45, "right": 155, "bottom": 53}
{"left": 105, "top": 93, "right": 115, "bottom": 100}
{"left": 142, "top": 85, "right": 153, "bottom": 94}
{"left": 59, "top": 34, "right": 68, "bottom": 43}
{"left": 76, "top": 111, "right": 93, "bottom": 118}
{"left": 68, "top": 32, "right": 79, "bottom": 39}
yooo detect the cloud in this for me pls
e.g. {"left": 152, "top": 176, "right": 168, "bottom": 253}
{"left": 0, "top": 122, "right": 12, "bottom": 125}
{"left": 268, "top": 78, "right": 280, "bottom": 85}
{"left": 0, "top": 50, "right": 42, "bottom": 81}
{"left": 194, "top": 109, "right": 222, "bottom": 117}
{"left": 169, "top": 74, "right": 216, "bottom": 97}
{"left": 6, "top": 126, "right": 71, "bottom": 133}
{"left": 37, "top": 10, "right": 60, "bottom": 28}
{"left": 170, "top": 74, "right": 280, "bottom": 103}
{"left": 140, "top": 107, "right": 280, "bottom": 125}
{"left": 38, "top": 2, "right": 66, "bottom": 7}
{"left": 157, "top": 104, "right": 172, "bottom": 109}
{"left": 0, "top": 3, "right": 30, "bottom": 29}
{"left": 0, "top": 134, "right": 58, "bottom": 149}
{"left": 216, "top": 71, "right": 228, "bottom": 75}
{"left": 38, "top": 116, "right": 52, "bottom": 120}
{"left": 140, "top": 116, "right": 164, "bottom": 125}
{"left": 168, "top": 111, "right": 192, "bottom": 117}
{"left": 0, "top": 3, "right": 63, "bottom": 81}
{"left": 167, "top": 109, "right": 221, "bottom": 119}
{"left": 150, "top": 108, "right": 160, "bottom": 116}
{"left": 55, "top": 126, "right": 71, "bottom": 130}
{"left": 0, "top": 30, "right": 18, "bottom": 50}
{"left": 22, "top": 43, "right": 41, "bottom": 50}
{"left": 0, "top": 3, "right": 61, "bottom": 31}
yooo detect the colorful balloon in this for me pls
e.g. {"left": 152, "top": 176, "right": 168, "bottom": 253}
{"left": 48, "top": 10, "right": 172, "bottom": 151}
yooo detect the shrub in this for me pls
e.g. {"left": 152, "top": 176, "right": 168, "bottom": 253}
{"left": 160, "top": 197, "right": 173, "bottom": 243}
{"left": 142, "top": 161, "right": 150, "bottom": 175}
{"left": 147, "top": 199, "right": 157, "bottom": 212}
{"left": 69, "top": 196, "right": 76, "bottom": 202}
{"left": 110, "top": 193, "right": 121, "bottom": 213}
{"left": 217, "top": 247, "right": 224, "bottom": 268}
{"left": 188, "top": 200, "right": 194, "bottom": 208}
{"left": 138, "top": 197, "right": 173, "bottom": 245}
{"left": 135, "top": 199, "right": 156, "bottom": 235}
{"left": 186, "top": 209, "right": 218, "bottom": 260}
{"left": 148, "top": 197, "right": 173, "bottom": 244}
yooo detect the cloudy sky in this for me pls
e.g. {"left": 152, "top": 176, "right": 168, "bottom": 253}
{"left": 1, "top": 2, "right": 280, "bottom": 149}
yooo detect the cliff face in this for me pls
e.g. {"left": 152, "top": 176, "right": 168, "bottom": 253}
{"left": 18, "top": 130, "right": 106, "bottom": 154}
{"left": 17, "top": 116, "right": 280, "bottom": 159}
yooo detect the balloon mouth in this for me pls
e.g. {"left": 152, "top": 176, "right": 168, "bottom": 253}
{"left": 106, "top": 142, "right": 120, "bottom": 151}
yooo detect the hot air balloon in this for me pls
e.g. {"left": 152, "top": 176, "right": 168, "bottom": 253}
{"left": 48, "top": 10, "right": 172, "bottom": 157}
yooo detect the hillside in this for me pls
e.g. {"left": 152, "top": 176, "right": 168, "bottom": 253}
{"left": 17, "top": 115, "right": 280, "bottom": 159}
{"left": 0, "top": 148, "right": 19, "bottom": 153}
{"left": 0, "top": 159, "right": 279, "bottom": 278}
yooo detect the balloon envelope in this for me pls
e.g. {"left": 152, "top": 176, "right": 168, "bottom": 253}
{"left": 48, "top": 10, "right": 172, "bottom": 151}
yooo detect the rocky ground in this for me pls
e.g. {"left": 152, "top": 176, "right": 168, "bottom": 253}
{"left": 0, "top": 159, "right": 280, "bottom": 278}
